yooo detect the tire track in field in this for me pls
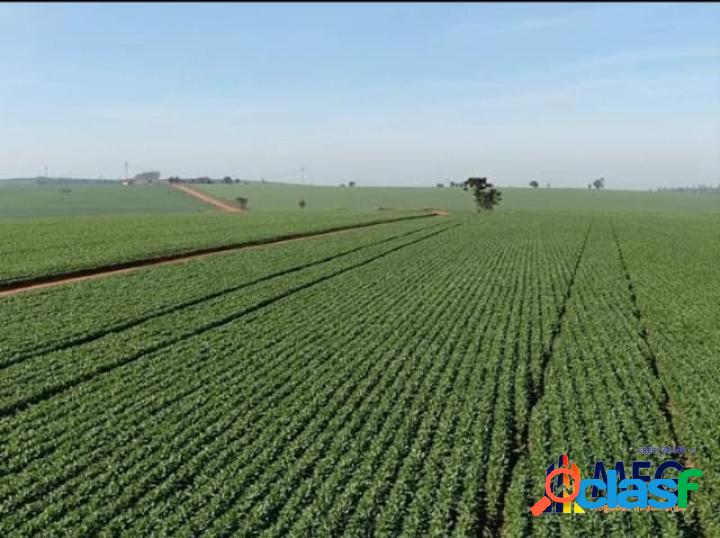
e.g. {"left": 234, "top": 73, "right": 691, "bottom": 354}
{"left": 275, "top": 236, "right": 521, "bottom": 538}
{"left": 610, "top": 221, "right": 706, "bottom": 538}
{"left": 6, "top": 228, "right": 463, "bottom": 534}
{"left": 486, "top": 220, "right": 593, "bottom": 537}
{"left": 1, "top": 265, "right": 411, "bottom": 478}
{"left": 2, "top": 220, "right": 447, "bottom": 370}
{"left": 148, "top": 242, "right": 472, "bottom": 536}
{"left": 0, "top": 234, "right": 453, "bottom": 485}
{"left": 191, "top": 258, "right": 472, "bottom": 537}
{"left": 2, "top": 268, "right": 416, "bottom": 525}
{"left": 0, "top": 223, "right": 460, "bottom": 420}
{"left": 10, "top": 274, "right": 419, "bottom": 533}
{"left": 0, "top": 212, "right": 441, "bottom": 296}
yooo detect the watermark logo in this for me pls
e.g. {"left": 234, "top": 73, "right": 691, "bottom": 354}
{"left": 530, "top": 453, "right": 702, "bottom": 516}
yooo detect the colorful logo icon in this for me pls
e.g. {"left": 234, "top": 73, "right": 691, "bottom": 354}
{"left": 531, "top": 453, "right": 702, "bottom": 516}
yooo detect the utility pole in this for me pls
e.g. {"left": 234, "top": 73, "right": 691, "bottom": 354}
{"left": 124, "top": 161, "right": 129, "bottom": 181}
{"left": 44, "top": 165, "right": 48, "bottom": 178}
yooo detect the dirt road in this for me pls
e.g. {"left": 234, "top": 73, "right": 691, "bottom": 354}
{"left": 171, "top": 183, "right": 243, "bottom": 212}
{"left": 0, "top": 213, "right": 443, "bottom": 298}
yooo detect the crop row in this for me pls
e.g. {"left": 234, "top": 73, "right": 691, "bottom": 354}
{"left": 10, "top": 211, "right": 704, "bottom": 536}
{"left": 0, "top": 217, "right": 441, "bottom": 364}
{"left": 0, "top": 221, "right": 456, "bottom": 420}
{"left": 1, "top": 220, "right": 466, "bottom": 533}
{"left": 1, "top": 215, "right": 588, "bottom": 535}
{"left": 0, "top": 210, "right": 430, "bottom": 285}
{"left": 612, "top": 213, "right": 720, "bottom": 536}
{"left": 505, "top": 221, "right": 691, "bottom": 537}
{"left": 0, "top": 222, "right": 456, "bottom": 468}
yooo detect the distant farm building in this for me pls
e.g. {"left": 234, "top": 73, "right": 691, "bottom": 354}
{"left": 123, "top": 171, "right": 161, "bottom": 186}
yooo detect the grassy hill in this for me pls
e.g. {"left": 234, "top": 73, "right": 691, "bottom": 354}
{"left": 2, "top": 179, "right": 719, "bottom": 219}
{"left": 198, "top": 182, "right": 720, "bottom": 214}
{"left": 0, "top": 182, "right": 208, "bottom": 218}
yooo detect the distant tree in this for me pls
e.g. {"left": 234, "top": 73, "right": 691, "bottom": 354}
{"left": 529, "top": 180, "right": 539, "bottom": 188}
{"left": 464, "top": 177, "right": 502, "bottom": 211}
{"left": 236, "top": 197, "right": 248, "bottom": 210}
{"left": 593, "top": 177, "right": 605, "bottom": 190}
{"left": 546, "top": 183, "right": 551, "bottom": 188}
{"left": 487, "top": 188, "right": 502, "bottom": 207}
{"left": 234, "top": 179, "right": 240, "bottom": 184}
{"left": 223, "top": 176, "right": 233, "bottom": 184}
{"left": 588, "top": 183, "right": 592, "bottom": 190}
{"left": 348, "top": 181, "right": 356, "bottom": 187}
{"left": 436, "top": 183, "right": 444, "bottom": 188}
{"left": 298, "top": 199, "right": 307, "bottom": 209}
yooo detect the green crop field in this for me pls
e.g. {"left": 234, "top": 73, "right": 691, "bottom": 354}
{"left": 0, "top": 182, "right": 208, "bottom": 218}
{"left": 4, "top": 0, "right": 717, "bottom": 534}
{"left": 1, "top": 189, "right": 719, "bottom": 536}
{"left": 0, "top": 210, "right": 425, "bottom": 285}
{"left": 198, "top": 181, "right": 720, "bottom": 213}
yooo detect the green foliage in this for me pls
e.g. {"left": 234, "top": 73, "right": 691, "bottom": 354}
{"left": 4, "top": 181, "right": 720, "bottom": 219}
{"left": 198, "top": 182, "right": 720, "bottom": 213}
{"left": 0, "top": 211, "right": 423, "bottom": 284}
{"left": 0, "top": 211, "right": 718, "bottom": 535}
{"left": 464, "top": 176, "right": 503, "bottom": 211}
{"left": 0, "top": 183, "right": 208, "bottom": 218}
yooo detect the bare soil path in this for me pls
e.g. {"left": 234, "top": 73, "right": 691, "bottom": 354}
{"left": 0, "top": 213, "right": 442, "bottom": 298}
{"left": 171, "top": 183, "right": 243, "bottom": 212}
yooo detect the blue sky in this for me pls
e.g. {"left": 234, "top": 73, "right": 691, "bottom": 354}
{"left": 1, "top": 3, "right": 719, "bottom": 188}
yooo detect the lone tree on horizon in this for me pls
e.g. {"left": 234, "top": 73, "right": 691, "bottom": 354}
{"left": 298, "top": 199, "right": 307, "bottom": 209}
{"left": 529, "top": 180, "right": 539, "bottom": 188}
{"left": 593, "top": 177, "right": 605, "bottom": 190}
{"left": 464, "top": 177, "right": 502, "bottom": 211}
